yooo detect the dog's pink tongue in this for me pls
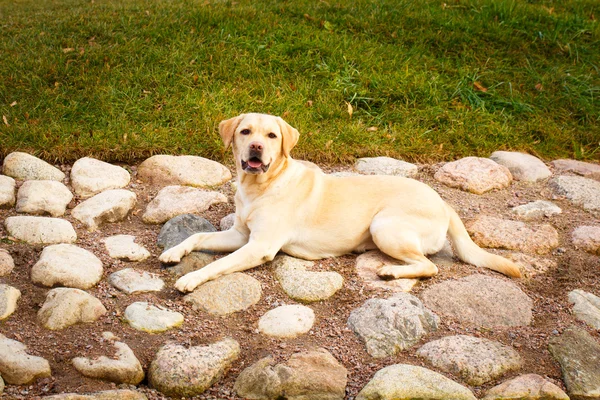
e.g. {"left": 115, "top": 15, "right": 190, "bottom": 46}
{"left": 248, "top": 160, "right": 262, "bottom": 168}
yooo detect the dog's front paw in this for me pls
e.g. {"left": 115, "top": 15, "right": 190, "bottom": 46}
{"left": 159, "top": 246, "right": 186, "bottom": 264}
{"left": 175, "top": 271, "right": 209, "bottom": 293}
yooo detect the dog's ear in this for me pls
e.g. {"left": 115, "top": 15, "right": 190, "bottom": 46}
{"left": 276, "top": 116, "right": 299, "bottom": 157}
{"left": 219, "top": 114, "right": 245, "bottom": 149}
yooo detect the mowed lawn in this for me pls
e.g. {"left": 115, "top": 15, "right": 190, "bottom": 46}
{"left": 0, "top": 0, "right": 598, "bottom": 164}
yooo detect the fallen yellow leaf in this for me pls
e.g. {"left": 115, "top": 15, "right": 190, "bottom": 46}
{"left": 2, "top": 115, "right": 9, "bottom": 126}
{"left": 345, "top": 102, "right": 353, "bottom": 118}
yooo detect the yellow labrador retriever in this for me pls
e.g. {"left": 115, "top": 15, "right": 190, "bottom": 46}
{"left": 160, "top": 113, "right": 521, "bottom": 293}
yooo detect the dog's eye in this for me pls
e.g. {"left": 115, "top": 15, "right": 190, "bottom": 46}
{"left": 268, "top": 133, "right": 277, "bottom": 139}
{"left": 240, "top": 129, "right": 250, "bottom": 135}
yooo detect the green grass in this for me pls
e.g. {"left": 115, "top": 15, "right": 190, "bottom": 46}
{"left": 0, "top": 0, "right": 599, "bottom": 164}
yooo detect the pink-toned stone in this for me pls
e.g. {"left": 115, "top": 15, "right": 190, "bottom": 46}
{"left": 552, "top": 159, "right": 600, "bottom": 181}
{"left": 434, "top": 157, "right": 512, "bottom": 194}
{"left": 572, "top": 226, "right": 600, "bottom": 255}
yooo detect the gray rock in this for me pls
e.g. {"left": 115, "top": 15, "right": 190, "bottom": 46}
{"left": 103, "top": 235, "right": 150, "bottom": 261}
{"left": 72, "top": 340, "right": 144, "bottom": 385}
{"left": 552, "top": 159, "right": 600, "bottom": 181}
{"left": 569, "top": 289, "right": 600, "bottom": 330}
{"left": 354, "top": 157, "right": 418, "bottom": 178}
{"left": 434, "top": 157, "right": 512, "bottom": 194}
{"left": 550, "top": 175, "right": 600, "bottom": 212}
{"left": 347, "top": 293, "right": 439, "bottom": 358}
{"left": 123, "top": 302, "right": 183, "bottom": 333}
{"left": 72, "top": 189, "right": 137, "bottom": 231}
{"left": 4, "top": 216, "right": 77, "bottom": 244}
{"left": 0, "top": 175, "right": 16, "bottom": 207}
{"left": 355, "top": 364, "right": 476, "bottom": 400}
{"left": 482, "top": 373, "right": 569, "bottom": 400}
{"left": 466, "top": 216, "right": 559, "bottom": 254}
{"left": 42, "top": 390, "right": 147, "bottom": 400}
{"left": 417, "top": 335, "right": 522, "bottom": 385}
{"left": 258, "top": 305, "right": 315, "bottom": 338}
{"left": 273, "top": 255, "right": 343, "bottom": 302}
{"left": 512, "top": 200, "right": 562, "bottom": 220}
{"left": 38, "top": 288, "right": 107, "bottom": 330}
{"left": 490, "top": 151, "right": 551, "bottom": 182}
{"left": 148, "top": 338, "right": 240, "bottom": 397}
{"left": 184, "top": 272, "right": 261, "bottom": 316}
{"left": 355, "top": 251, "right": 419, "bottom": 292}
{"left": 156, "top": 214, "right": 217, "bottom": 250}
{"left": 108, "top": 268, "right": 164, "bottom": 294}
{"left": 220, "top": 213, "right": 236, "bottom": 231}
{"left": 142, "top": 185, "right": 227, "bottom": 224}
{"left": 421, "top": 274, "right": 533, "bottom": 327}
{"left": 234, "top": 348, "right": 347, "bottom": 400}
{"left": 0, "top": 249, "right": 15, "bottom": 276}
{"left": 0, "top": 333, "right": 52, "bottom": 384}
{"left": 16, "top": 180, "right": 73, "bottom": 217}
{"left": 71, "top": 157, "right": 131, "bottom": 198}
{"left": 32, "top": 244, "right": 103, "bottom": 289}
{"left": 2, "top": 152, "right": 65, "bottom": 181}
{"left": 572, "top": 226, "right": 600, "bottom": 255}
{"left": 549, "top": 326, "right": 600, "bottom": 399}
{"left": 137, "top": 154, "right": 232, "bottom": 187}
{"left": 0, "top": 284, "right": 21, "bottom": 320}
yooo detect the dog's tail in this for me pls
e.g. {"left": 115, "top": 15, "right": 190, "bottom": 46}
{"left": 446, "top": 204, "right": 521, "bottom": 278}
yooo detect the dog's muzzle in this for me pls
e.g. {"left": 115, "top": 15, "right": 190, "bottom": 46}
{"left": 242, "top": 149, "right": 270, "bottom": 174}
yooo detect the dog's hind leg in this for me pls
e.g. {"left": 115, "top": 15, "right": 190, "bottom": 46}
{"left": 369, "top": 215, "right": 439, "bottom": 279}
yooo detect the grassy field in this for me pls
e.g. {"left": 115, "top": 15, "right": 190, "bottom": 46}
{"left": 0, "top": 0, "right": 599, "bottom": 164}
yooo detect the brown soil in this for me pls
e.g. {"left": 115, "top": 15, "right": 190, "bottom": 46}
{"left": 0, "top": 161, "right": 599, "bottom": 400}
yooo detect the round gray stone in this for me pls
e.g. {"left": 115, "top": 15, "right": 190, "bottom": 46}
{"left": 421, "top": 274, "right": 533, "bottom": 327}
{"left": 568, "top": 289, "right": 600, "bottom": 330}
{"left": 417, "top": 335, "right": 522, "bottom": 385}
{"left": 490, "top": 151, "right": 551, "bottom": 182}
{"left": 123, "top": 302, "right": 183, "bottom": 333}
{"left": 184, "top": 272, "right": 261, "bottom": 316}
{"left": 511, "top": 200, "right": 562, "bottom": 220}
{"left": 157, "top": 214, "right": 217, "bottom": 250}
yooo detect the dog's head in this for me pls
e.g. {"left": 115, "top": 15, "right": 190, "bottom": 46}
{"left": 219, "top": 113, "right": 299, "bottom": 175}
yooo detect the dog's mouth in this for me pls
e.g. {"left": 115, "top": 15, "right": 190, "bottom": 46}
{"left": 241, "top": 157, "right": 270, "bottom": 174}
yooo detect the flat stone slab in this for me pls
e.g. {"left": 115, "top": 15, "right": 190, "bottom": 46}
{"left": 550, "top": 175, "right": 600, "bottom": 212}
{"left": 572, "top": 226, "right": 600, "bottom": 255}
{"left": 482, "top": 373, "right": 569, "bottom": 400}
{"left": 348, "top": 293, "right": 439, "bottom": 358}
{"left": 42, "top": 390, "right": 147, "bottom": 400}
{"left": 157, "top": 214, "right": 217, "bottom": 250}
{"left": 72, "top": 337, "right": 144, "bottom": 385}
{"left": 421, "top": 274, "right": 533, "bottom": 327}
{"left": 490, "top": 151, "right": 551, "bottom": 182}
{"left": 356, "top": 364, "right": 477, "bottom": 400}
{"left": 4, "top": 216, "right": 76, "bottom": 244}
{"left": 72, "top": 189, "right": 137, "bottom": 231}
{"left": 549, "top": 326, "right": 600, "bottom": 399}
{"left": 568, "top": 289, "right": 600, "bottom": 330}
{"left": 0, "top": 333, "right": 52, "bottom": 385}
{"left": 0, "top": 249, "right": 14, "bottom": 276}
{"left": 354, "top": 157, "right": 418, "bottom": 178}
{"left": 137, "top": 155, "right": 232, "bottom": 187}
{"left": 505, "top": 252, "right": 556, "bottom": 278}
{"left": 184, "top": 272, "right": 261, "bottom": 316}
{"left": 71, "top": 157, "right": 131, "bottom": 198}
{"left": 16, "top": 180, "right": 73, "bottom": 217}
{"left": 434, "top": 157, "right": 512, "bottom": 194}
{"left": 103, "top": 235, "right": 150, "bottom": 261}
{"left": 0, "top": 175, "right": 16, "bottom": 207}
{"left": 552, "top": 159, "right": 600, "bottom": 181}
{"left": 355, "top": 251, "right": 419, "bottom": 292}
{"left": 142, "top": 185, "right": 227, "bottom": 224}
{"left": 38, "top": 288, "right": 107, "bottom": 330}
{"left": 124, "top": 302, "right": 183, "bottom": 333}
{"left": 466, "top": 216, "right": 559, "bottom": 254}
{"left": 417, "top": 335, "right": 522, "bottom": 385}
{"left": 32, "top": 244, "right": 103, "bottom": 289}
{"left": 2, "top": 151, "right": 65, "bottom": 181}
{"left": 108, "top": 268, "right": 164, "bottom": 294}
{"left": 258, "top": 304, "right": 315, "bottom": 338}
{"left": 148, "top": 338, "right": 240, "bottom": 397}
{"left": 0, "top": 284, "right": 21, "bottom": 320}
{"left": 273, "top": 255, "right": 343, "bottom": 302}
{"left": 234, "top": 349, "right": 347, "bottom": 400}
{"left": 511, "top": 200, "right": 562, "bottom": 220}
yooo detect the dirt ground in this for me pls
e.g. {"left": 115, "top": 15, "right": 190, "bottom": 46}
{"left": 0, "top": 161, "right": 599, "bottom": 399}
